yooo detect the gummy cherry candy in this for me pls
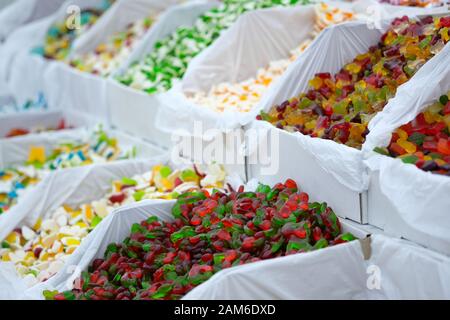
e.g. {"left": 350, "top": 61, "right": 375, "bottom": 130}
{"left": 50, "top": 179, "right": 356, "bottom": 300}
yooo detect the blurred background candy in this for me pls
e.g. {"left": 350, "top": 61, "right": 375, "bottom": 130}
{"left": 118, "top": 0, "right": 310, "bottom": 94}
{"left": 187, "top": 3, "right": 355, "bottom": 114}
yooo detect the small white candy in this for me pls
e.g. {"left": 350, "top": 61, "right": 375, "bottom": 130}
{"left": 56, "top": 214, "right": 68, "bottom": 227}
{"left": 21, "top": 226, "right": 36, "bottom": 241}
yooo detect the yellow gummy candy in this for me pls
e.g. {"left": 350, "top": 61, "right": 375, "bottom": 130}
{"left": 62, "top": 238, "right": 81, "bottom": 246}
{"left": 397, "top": 139, "right": 417, "bottom": 154}
{"left": 28, "top": 146, "right": 46, "bottom": 163}
{"left": 395, "top": 128, "right": 408, "bottom": 140}
{"left": 2, "top": 253, "right": 11, "bottom": 262}
{"left": 309, "top": 77, "right": 323, "bottom": 90}
{"left": 83, "top": 204, "right": 93, "bottom": 223}
{"left": 440, "top": 28, "right": 449, "bottom": 42}
{"left": 33, "top": 217, "right": 42, "bottom": 231}
{"left": 5, "top": 232, "right": 18, "bottom": 244}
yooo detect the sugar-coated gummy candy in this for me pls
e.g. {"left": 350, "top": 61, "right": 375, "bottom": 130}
{"left": 0, "top": 164, "right": 226, "bottom": 286}
{"left": 258, "top": 16, "right": 450, "bottom": 149}
{"left": 0, "top": 126, "right": 133, "bottom": 214}
{"left": 187, "top": 3, "right": 354, "bottom": 114}
{"left": 118, "top": 0, "right": 308, "bottom": 94}
{"left": 69, "top": 16, "right": 155, "bottom": 77}
{"left": 45, "top": 179, "right": 356, "bottom": 300}
{"left": 375, "top": 90, "right": 450, "bottom": 175}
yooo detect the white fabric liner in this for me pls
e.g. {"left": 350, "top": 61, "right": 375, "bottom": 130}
{"left": 0, "top": 0, "right": 62, "bottom": 42}
{"left": 17, "top": 200, "right": 450, "bottom": 300}
{"left": 363, "top": 42, "right": 450, "bottom": 256}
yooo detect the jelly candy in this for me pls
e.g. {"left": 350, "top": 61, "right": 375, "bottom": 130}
{"left": 187, "top": 3, "right": 354, "bottom": 114}
{"left": 0, "top": 126, "right": 133, "bottom": 214}
{"left": 375, "top": 90, "right": 450, "bottom": 175}
{"left": 258, "top": 16, "right": 450, "bottom": 149}
{"left": 118, "top": 0, "right": 308, "bottom": 93}
{"left": 47, "top": 179, "right": 355, "bottom": 300}
{"left": 69, "top": 16, "right": 154, "bottom": 77}
{"left": 0, "top": 164, "right": 226, "bottom": 286}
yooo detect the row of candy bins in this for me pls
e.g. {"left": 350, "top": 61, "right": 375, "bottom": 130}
{"left": 363, "top": 40, "right": 450, "bottom": 256}
{"left": 0, "top": 151, "right": 233, "bottom": 298}
{"left": 155, "top": 0, "right": 363, "bottom": 168}
{"left": 43, "top": 0, "right": 184, "bottom": 127}
{"left": 0, "top": 0, "right": 62, "bottom": 43}
{"left": 107, "top": 0, "right": 312, "bottom": 149}
{"left": 247, "top": 11, "right": 450, "bottom": 224}
{"left": 0, "top": 125, "right": 162, "bottom": 217}
{"left": 20, "top": 179, "right": 366, "bottom": 300}
{"left": 1, "top": 0, "right": 115, "bottom": 109}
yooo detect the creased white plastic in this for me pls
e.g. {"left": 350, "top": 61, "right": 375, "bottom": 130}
{"left": 185, "top": 234, "right": 450, "bottom": 299}
{"left": 0, "top": 0, "right": 61, "bottom": 42}
{"left": 363, "top": 44, "right": 450, "bottom": 255}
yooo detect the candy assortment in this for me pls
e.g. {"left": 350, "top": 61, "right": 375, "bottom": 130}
{"left": 375, "top": 91, "right": 450, "bottom": 175}
{"left": 32, "top": 1, "right": 115, "bottom": 60}
{"left": 44, "top": 179, "right": 356, "bottom": 300}
{"left": 118, "top": 0, "right": 307, "bottom": 94}
{"left": 378, "top": 0, "right": 446, "bottom": 7}
{"left": 0, "top": 164, "right": 226, "bottom": 287}
{"left": 69, "top": 16, "right": 155, "bottom": 77}
{"left": 187, "top": 3, "right": 355, "bottom": 114}
{"left": 4, "top": 119, "right": 69, "bottom": 138}
{"left": 0, "top": 127, "right": 134, "bottom": 214}
{"left": 259, "top": 16, "right": 450, "bottom": 149}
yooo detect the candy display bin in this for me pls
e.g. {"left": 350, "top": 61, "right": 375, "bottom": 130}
{"left": 44, "top": 62, "right": 109, "bottom": 122}
{"left": 185, "top": 233, "right": 450, "bottom": 299}
{"left": 366, "top": 155, "right": 450, "bottom": 257}
{"left": 23, "top": 198, "right": 370, "bottom": 300}
{"left": 106, "top": 79, "right": 173, "bottom": 149}
{"left": 246, "top": 120, "right": 368, "bottom": 223}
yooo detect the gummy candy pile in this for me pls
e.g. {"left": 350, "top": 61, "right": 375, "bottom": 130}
{"left": 117, "top": 0, "right": 307, "bottom": 94}
{"left": 0, "top": 164, "right": 226, "bottom": 287}
{"left": 69, "top": 16, "right": 155, "bottom": 77}
{"left": 378, "top": 0, "right": 446, "bottom": 7}
{"left": 4, "top": 119, "right": 69, "bottom": 138}
{"left": 375, "top": 91, "right": 450, "bottom": 175}
{"left": 32, "top": 0, "right": 114, "bottom": 61}
{"left": 44, "top": 179, "right": 356, "bottom": 300}
{"left": 0, "top": 127, "right": 134, "bottom": 214}
{"left": 187, "top": 3, "right": 355, "bottom": 113}
{"left": 258, "top": 16, "right": 450, "bottom": 149}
